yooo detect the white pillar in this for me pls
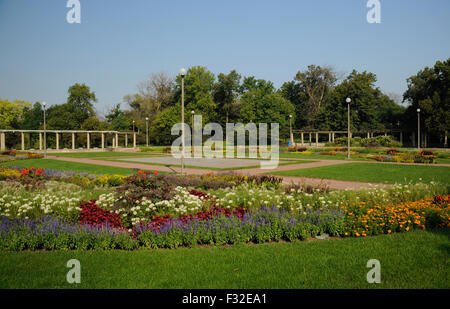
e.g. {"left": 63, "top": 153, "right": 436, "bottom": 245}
{"left": 301, "top": 132, "right": 304, "bottom": 146}
{"left": 0, "top": 132, "right": 5, "bottom": 151}
{"left": 315, "top": 132, "right": 319, "bottom": 147}
{"left": 101, "top": 133, "right": 105, "bottom": 149}
{"left": 39, "top": 133, "right": 43, "bottom": 150}
{"left": 125, "top": 133, "right": 128, "bottom": 148}
{"left": 56, "top": 133, "right": 59, "bottom": 150}
{"left": 115, "top": 133, "right": 119, "bottom": 148}
{"left": 21, "top": 132, "right": 25, "bottom": 151}
{"left": 133, "top": 132, "right": 136, "bottom": 148}
{"left": 87, "top": 132, "right": 90, "bottom": 150}
{"left": 72, "top": 133, "right": 75, "bottom": 150}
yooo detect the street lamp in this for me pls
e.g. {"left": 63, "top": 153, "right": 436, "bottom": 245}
{"left": 346, "top": 98, "right": 351, "bottom": 159}
{"left": 42, "top": 101, "right": 47, "bottom": 158}
{"left": 417, "top": 108, "right": 421, "bottom": 150}
{"left": 132, "top": 120, "right": 135, "bottom": 133}
{"left": 180, "top": 68, "right": 186, "bottom": 176}
{"left": 289, "top": 115, "right": 293, "bottom": 146}
{"left": 145, "top": 117, "right": 149, "bottom": 147}
{"left": 191, "top": 110, "right": 194, "bottom": 157}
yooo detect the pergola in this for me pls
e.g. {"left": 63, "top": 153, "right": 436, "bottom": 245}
{"left": 291, "top": 129, "right": 419, "bottom": 147}
{"left": 0, "top": 129, "right": 137, "bottom": 152}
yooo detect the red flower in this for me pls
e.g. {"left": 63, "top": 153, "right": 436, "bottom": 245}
{"left": 154, "top": 171, "right": 158, "bottom": 175}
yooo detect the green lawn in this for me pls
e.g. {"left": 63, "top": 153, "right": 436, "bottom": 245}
{"left": 51, "top": 152, "right": 164, "bottom": 158}
{"left": 0, "top": 159, "right": 138, "bottom": 175}
{"left": 106, "top": 158, "right": 316, "bottom": 171}
{"left": 270, "top": 162, "right": 450, "bottom": 184}
{"left": 280, "top": 152, "right": 371, "bottom": 161}
{"left": 0, "top": 230, "right": 448, "bottom": 289}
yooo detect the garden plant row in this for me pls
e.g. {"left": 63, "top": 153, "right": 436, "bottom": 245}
{"left": 0, "top": 166, "right": 448, "bottom": 250}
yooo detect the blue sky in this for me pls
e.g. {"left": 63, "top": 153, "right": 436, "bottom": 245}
{"left": 0, "top": 0, "right": 449, "bottom": 115}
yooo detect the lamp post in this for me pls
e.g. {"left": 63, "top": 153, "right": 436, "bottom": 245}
{"left": 42, "top": 101, "right": 47, "bottom": 158}
{"left": 191, "top": 110, "right": 194, "bottom": 157}
{"left": 145, "top": 117, "right": 149, "bottom": 147}
{"left": 289, "top": 114, "right": 293, "bottom": 146}
{"left": 346, "top": 98, "right": 351, "bottom": 160}
{"left": 132, "top": 120, "right": 135, "bottom": 133}
{"left": 417, "top": 108, "right": 421, "bottom": 150}
{"left": 180, "top": 68, "right": 186, "bottom": 176}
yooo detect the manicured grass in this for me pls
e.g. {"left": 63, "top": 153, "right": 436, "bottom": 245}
{"left": 437, "top": 158, "right": 450, "bottom": 164}
{"left": 0, "top": 159, "right": 137, "bottom": 176}
{"left": 106, "top": 158, "right": 316, "bottom": 171}
{"left": 0, "top": 230, "right": 448, "bottom": 289}
{"left": 51, "top": 152, "right": 164, "bottom": 158}
{"left": 270, "top": 162, "right": 450, "bottom": 184}
{"left": 280, "top": 152, "right": 371, "bottom": 161}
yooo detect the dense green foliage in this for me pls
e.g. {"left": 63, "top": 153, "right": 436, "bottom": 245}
{"left": 1, "top": 58, "right": 448, "bottom": 147}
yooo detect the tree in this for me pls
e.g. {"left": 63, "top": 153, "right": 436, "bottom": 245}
{"left": 239, "top": 80, "right": 295, "bottom": 138}
{"left": 0, "top": 99, "right": 31, "bottom": 129}
{"left": 175, "top": 66, "right": 217, "bottom": 123}
{"left": 137, "top": 72, "right": 176, "bottom": 117}
{"left": 292, "top": 65, "right": 337, "bottom": 128}
{"left": 321, "top": 70, "right": 401, "bottom": 131}
{"left": 150, "top": 104, "right": 181, "bottom": 145}
{"left": 21, "top": 102, "right": 43, "bottom": 130}
{"left": 66, "top": 83, "right": 97, "bottom": 127}
{"left": 403, "top": 58, "right": 450, "bottom": 146}
{"left": 105, "top": 104, "right": 132, "bottom": 131}
{"left": 213, "top": 70, "right": 241, "bottom": 124}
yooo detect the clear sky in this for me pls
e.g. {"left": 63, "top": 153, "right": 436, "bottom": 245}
{"left": 0, "top": 0, "right": 449, "bottom": 115}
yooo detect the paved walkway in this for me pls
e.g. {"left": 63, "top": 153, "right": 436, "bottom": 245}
{"left": 47, "top": 156, "right": 214, "bottom": 175}
{"left": 47, "top": 154, "right": 449, "bottom": 190}
{"left": 47, "top": 155, "right": 382, "bottom": 189}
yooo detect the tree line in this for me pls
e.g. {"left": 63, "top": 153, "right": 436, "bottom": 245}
{"left": 1, "top": 58, "right": 448, "bottom": 147}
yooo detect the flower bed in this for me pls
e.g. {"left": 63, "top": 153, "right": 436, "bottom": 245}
{"left": 342, "top": 195, "right": 450, "bottom": 237}
{"left": 0, "top": 165, "right": 448, "bottom": 251}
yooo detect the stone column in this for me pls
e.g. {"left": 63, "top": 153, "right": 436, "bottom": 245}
{"left": 133, "top": 132, "right": 136, "bottom": 148}
{"left": 315, "top": 132, "right": 319, "bottom": 147}
{"left": 72, "top": 133, "right": 75, "bottom": 150}
{"left": 309, "top": 133, "right": 312, "bottom": 146}
{"left": 301, "top": 133, "right": 304, "bottom": 146}
{"left": 328, "top": 133, "right": 331, "bottom": 143}
{"left": 55, "top": 133, "right": 59, "bottom": 150}
{"left": 21, "top": 132, "right": 25, "bottom": 151}
{"left": 367, "top": 132, "right": 370, "bottom": 138}
{"left": 332, "top": 132, "right": 335, "bottom": 142}
{"left": 101, "top": 133, "right": 105, "bottom": 149}
{"left": 112, "top": 136, "right": 115, "bottom": 149}
{"left": 115, "top": 133, "right": 119, "bottom": 148}
{"left": 125, "top": 133, "right": 128, "bottom": 148}
{"left": 87, "top": 133, "right": 90, "bottom": 150}
{"left": 0, "top": 132, "right": 5, "bottom": 151}
{"left": 39, "top": 133, "right": 43, "bottom": 150}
